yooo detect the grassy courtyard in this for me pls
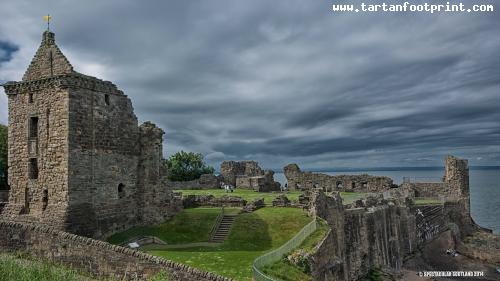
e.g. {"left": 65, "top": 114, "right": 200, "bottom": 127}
{"left": 339, "top": 191, "right": 369, "bottom": 204}
{"left": 175, "top": 188, "right": 303, "bottom": 203}
{"left": 413, "top": 198, "right": 443, "bottom": 205}
{"left": 175, "top": 188, "right": 370, "bottom": 206}
{"left": 107, "top": 208, "right": 223, "bottom": 245}
{"left": 109, "top": 207, "right": 313, "bottom": 280}
{"left": 106, "top": 190, "right": 384, "bottom": 280}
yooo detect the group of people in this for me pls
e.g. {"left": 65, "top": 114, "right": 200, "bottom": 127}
{"left": 221, "top": 182, "right": 235, "bottom": 193}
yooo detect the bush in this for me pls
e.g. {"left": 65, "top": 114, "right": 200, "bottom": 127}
{"left": 165, "top": 151, "right": 214, "bottom": 181}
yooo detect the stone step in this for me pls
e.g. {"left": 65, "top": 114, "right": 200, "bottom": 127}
{"left": 209, "top": 214, "right": 237, "bottom": 243}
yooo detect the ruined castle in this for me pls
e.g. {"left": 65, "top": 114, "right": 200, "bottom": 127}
{"left": 1, "top": 31, "right": 181, "bottom": 238}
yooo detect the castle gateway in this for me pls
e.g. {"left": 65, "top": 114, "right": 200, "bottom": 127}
{"left": 1, "top": 31, "right": 180, "bottom": 238}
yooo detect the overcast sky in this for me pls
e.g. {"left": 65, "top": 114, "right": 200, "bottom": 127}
{"left": 1, "top": 0, "right": 499, "bottom": 169}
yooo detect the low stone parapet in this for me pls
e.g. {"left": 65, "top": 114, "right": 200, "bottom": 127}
{"left": 0, "top": 220, "right": 233, "bottom": 281}
{"left": 182, "top": 195, "right": 247, "bottom": 208}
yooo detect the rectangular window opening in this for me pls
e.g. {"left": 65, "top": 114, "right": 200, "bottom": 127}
{"left": 29, "top": 117, "right": 39, "bottom": 139}
{"left": 29, "top": 158, "right": 38, "bottom": 180}
{"left": 46, "top": 109, "right": 50, "bottom": 141}
{"left": 42, "top": 190, "right": 48, "bottom": 211}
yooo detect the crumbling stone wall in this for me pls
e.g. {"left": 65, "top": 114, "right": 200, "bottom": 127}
{"left": 0, "top": 221, "right": 232, "bottom": 281}
{"left": 166, "top": 174, "right": 222, "bottom": 190}
{"left": 444, "top": 155, "right": 469, "bottom": 197}
{"left": 401, "top": 156, "right": 469, "bottom": 201}
{"left": 220, "top": 161, "right": 262, "bottom": 186}
{"left": 220, "top": 161, "right": 280, "bottom": 192}
{"left": 1, "top": 31, "right": 181, "bottom": 238}
{"left": 182, "top": 195, "right": 247, "bottom": 208}
{"left": 284, "top": 164, "right": 394, "bottom": 192}
{"left": 309, "top": 192, "right": 420, "bottom": 281}
{"left": 308, "top": 156, "right": 476, "bottom": 281}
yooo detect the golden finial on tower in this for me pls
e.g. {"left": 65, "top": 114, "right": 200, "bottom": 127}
{"left": 43, "top": 14, "right": 52, "bottom": 31}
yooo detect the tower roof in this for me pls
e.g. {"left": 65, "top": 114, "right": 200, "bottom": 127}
{"left": 22, "top": 31, "right": 74, "bottom": 81}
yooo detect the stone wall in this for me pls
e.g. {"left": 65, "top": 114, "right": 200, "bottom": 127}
{"left": 401, "top": 155, "right": 469, "bottom": 201}
{"left": 3, "top": 76, "right": 71, "bottom": 228}
{"left": 166, "top": 174, "right": 222, "bottom": 190}
{"left": 2, "top": 31, "right": 182, "bottom": 239}
{"left": 308, "top": 187, "right": 477, "bottom": 281}
{"left": 0, "top": 190, "right": 8, "bottom": 214}
{"left": 0, "top": 220, "right": 232, "bottom": 281}
{"left": 182, "top": 195, "right": 247, "bottom": 208}
{"left": 284, "top": 164, "right": 394, "bottom": 192}
{"left": 0, "top": 190, "right": 8, "bottom": 202}
{"left": 309, "top": 192, "right": 421, "bottom": 281}
{"left": 220, "top": 161, "right": 280, "bottom": 192}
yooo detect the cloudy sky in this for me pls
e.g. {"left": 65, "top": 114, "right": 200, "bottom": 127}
{"left": 1, "top": 0, "right": 499, "bottom": 169}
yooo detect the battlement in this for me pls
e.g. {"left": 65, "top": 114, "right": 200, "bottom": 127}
{"left": 4, "top": 72, "right": 122, "bottom": 96}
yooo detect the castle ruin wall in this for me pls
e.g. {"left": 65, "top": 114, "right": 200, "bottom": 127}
{"left": 284, "top": 164, "right": 394, "bottom": 192}
{"left": 0, "top": 221, "right": 232, "bottom": 281}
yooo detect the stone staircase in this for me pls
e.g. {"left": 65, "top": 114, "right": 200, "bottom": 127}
{"left": 210, "top": 214, "right": 236, "bottom": 243}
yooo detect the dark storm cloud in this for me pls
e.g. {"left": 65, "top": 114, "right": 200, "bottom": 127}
{"left": 1, "top": 0, "right": 500, "bottom": 168}
{"left": 0, "top": 41, "right": 18, "bottom": 65}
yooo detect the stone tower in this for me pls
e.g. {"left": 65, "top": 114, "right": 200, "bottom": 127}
{"left": 1, "top": 31, "right": 180, "bottom": 238}
{"left": 444, "top": 155, "right": 469, "bottom": 197}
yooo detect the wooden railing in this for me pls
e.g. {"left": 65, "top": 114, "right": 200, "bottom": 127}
{"left": 208, "top": 207, "right": 225, "bottom": 241}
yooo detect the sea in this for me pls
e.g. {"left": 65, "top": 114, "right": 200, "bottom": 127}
{"left": 273, "top": 168, "right": 500, "bottom": 234}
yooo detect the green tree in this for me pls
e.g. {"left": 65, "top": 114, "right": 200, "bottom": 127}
{"left": 0, "top": 124, "right": 7, "bottom": 190}
{"left": 165, "top": 151, "right": 214, "bottom": 182}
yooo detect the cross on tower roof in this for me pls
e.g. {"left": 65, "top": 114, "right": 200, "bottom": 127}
{"left": 43, "top": 14, "right": 52, "bottom": 31}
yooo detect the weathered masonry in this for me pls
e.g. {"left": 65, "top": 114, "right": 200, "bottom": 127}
{"left": 401, "top": 156, "right": 469, "bottom": 198}
{"left": 1, "top": 31, "right": 181, "bottom": 238}
{"left": 283, "top": 164, "right": 394, "bottom": 192}
{"left": 220, "top": 161, "right": 281, "bottom": 192}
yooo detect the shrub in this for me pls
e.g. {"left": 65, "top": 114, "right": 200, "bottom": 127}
{"left": 165, "top": 151, "right": 214, "bottom": 181}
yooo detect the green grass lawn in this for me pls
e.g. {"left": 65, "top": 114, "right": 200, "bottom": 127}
{"left": 0, "top": 253, "right": 92, "bottom": 281}
{"left": 261, "top": 219, "right": 330, "bottom": 281}
{"left": 146, "top": 207, "right": 312, "bottom": 281}
{"left": 261, "top": 260, "right": 312, "bottom": 281}
{"left": 107, "top": 208, "right": 222, "bottom": 245}
{"left": 413, "top": 198, "right": 443, "bottom": 205}
{"left": 175, "top": 188, "right": 303, "bottom": 204}
{"left": 176, "top": 189, "right": 368, "bottom": 206}
{"left": 340, "top": 191, "right": 369, "bottom": 205}
{"left": 0, "top": 253, "right": 171, "bottom": 281}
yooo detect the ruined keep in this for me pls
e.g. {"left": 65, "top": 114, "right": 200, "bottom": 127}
{"left": 1, "top": 31, "right": 181, "bottom": 238}
{"left": 402, "top": 155, "right": 469, "bottom": 200}
{"left": 284, "top": 164, "right": 394, "bottom": 192}
{"left": 220, "top": 161, "right": 281, "bottom": 192}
